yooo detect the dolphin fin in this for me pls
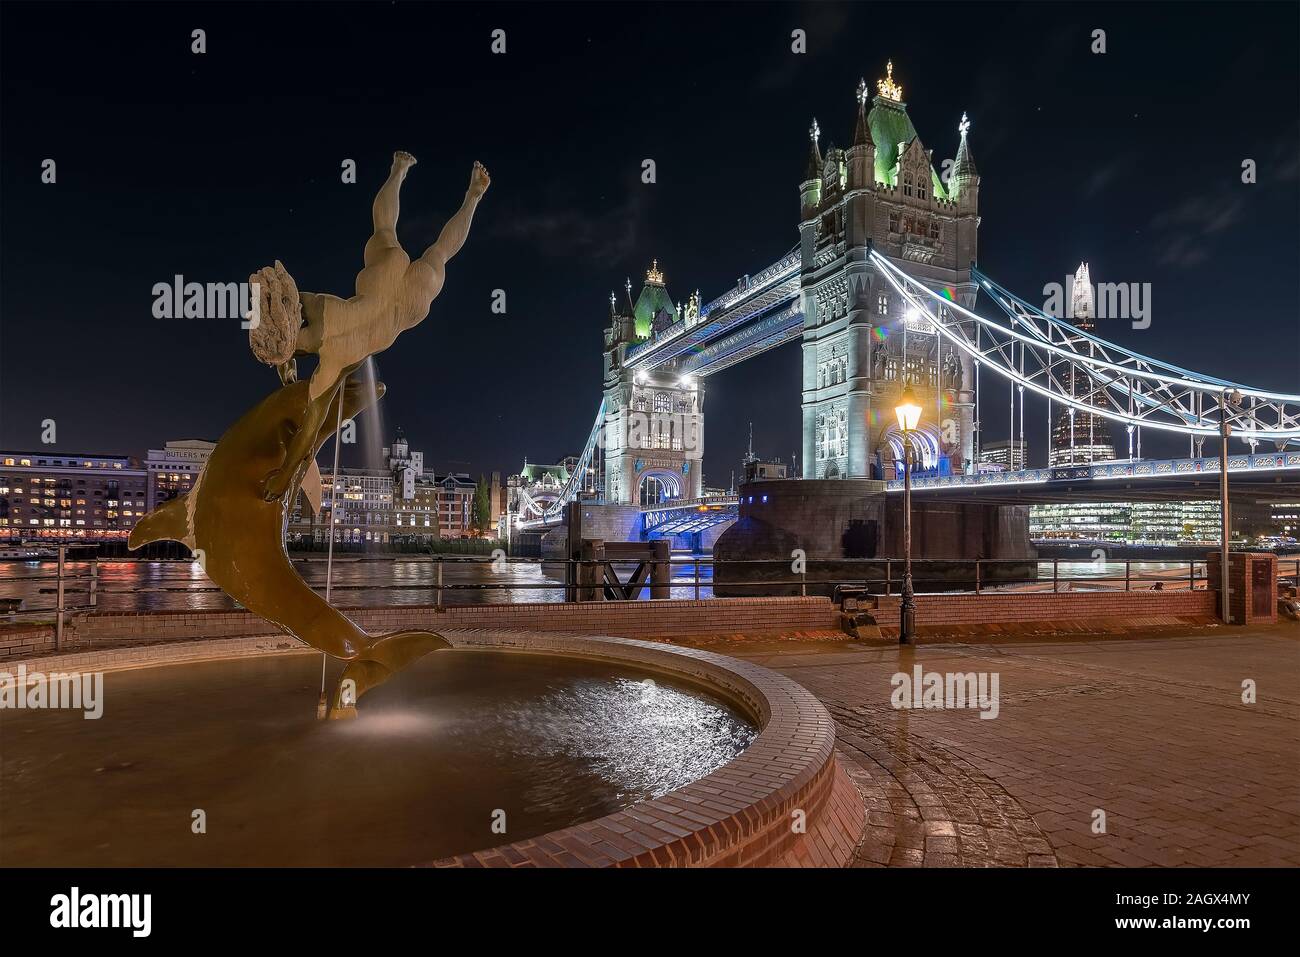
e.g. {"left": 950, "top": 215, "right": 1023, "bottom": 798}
{"left": 128, "top": 496, "right": 193, "bottom": 550}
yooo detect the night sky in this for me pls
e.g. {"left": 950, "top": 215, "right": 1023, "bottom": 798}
{"left": 2, "top": 1, "right": 1297, "bottom": 483}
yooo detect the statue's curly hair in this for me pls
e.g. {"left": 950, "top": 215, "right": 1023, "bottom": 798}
{"left": 248, "top": 260, "right": 302, "bottom": 366}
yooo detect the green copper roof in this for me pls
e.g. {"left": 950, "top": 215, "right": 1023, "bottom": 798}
{"left": 867, "top": 96, "right": 948, "bottom": 200}
{"left": 520, "top": 463, "right": 569, "bottom": 483}
{"left": 633, "top": 282, "right": 677, "bottom": 339}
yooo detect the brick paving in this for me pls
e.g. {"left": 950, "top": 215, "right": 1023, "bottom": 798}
{"left": 729, "top": 625, "right": 1300, "bottom": 867}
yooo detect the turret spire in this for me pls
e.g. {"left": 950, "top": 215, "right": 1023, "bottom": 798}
{"left": 804, "top": 118, "right": 823, "bottom": 180}
{"left": 853, "top": 78, "right": 871, "bottom": 146}
{"left": 951, "top": 111, "right": 979, "bottom": 199}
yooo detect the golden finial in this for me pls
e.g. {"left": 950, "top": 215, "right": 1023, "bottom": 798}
{"left": 958, "top": 112, "right": 970, "bottom": 136}
{"left": 856, "top": 78, "right": 868, "bottom": 107}
{"left": 646, "top": 259, "right": 665, "bottom": 285}
{"left": 876, "top": 60, "right": 903, "bottom": 101}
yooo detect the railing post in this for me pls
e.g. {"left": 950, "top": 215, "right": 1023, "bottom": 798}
{"left": 885, "top": 559, "right": 891, "bottom": 597}
{"left": 693, "top": 557, "right": 700, "bottom": 601}
{"left": 1125, "top": 559, "right": 1132, "bottom": 592}
{"left": 1189, "top": 561, "right": 1195, "bottom": 591}
{"left": 436, "top": 558, "right": 443, "bottom": 608}
{"left": 55, "top": 545, "right": 66, "bottom": 651}
{"left": 975, "top": 559, "right": 981, "bottom": 595}
{"left": 89, "top": 558, "right": 98, "bottom": 610}
{"left": 1052, "top": 558, "right": 1059, "bottom": 593}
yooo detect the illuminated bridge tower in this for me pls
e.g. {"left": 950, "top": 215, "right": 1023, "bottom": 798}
{"left": 799, "top": 62, "right": 980, "bottom": 480}
{"left": 601, "top": 262, "right": 705, "bottom": 506}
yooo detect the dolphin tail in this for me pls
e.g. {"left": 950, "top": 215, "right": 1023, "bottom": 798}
{"left": 129, "top": 496, "right": 193, "bottom": 550}
{"left": 329, "top": 630, "right": 452, "bottom": 718}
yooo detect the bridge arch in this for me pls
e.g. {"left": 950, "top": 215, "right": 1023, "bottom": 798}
{"left": 638, "top": 469, "right": 682, "bottom": 506}
{"left": 879, "top": 421, "right": 945, "bottom": 476}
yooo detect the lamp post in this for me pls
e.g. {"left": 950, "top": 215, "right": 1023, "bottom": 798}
{"left": 1218, "top": 388, "right": 1242, "bottom": 624}
{"left": 895, "top": 384, "right": 922, "bottom": 645}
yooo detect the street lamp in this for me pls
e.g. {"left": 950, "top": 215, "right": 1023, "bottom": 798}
{"left": 1218, "top": 388, "right": 1243, "bottom": 624}
{"left": 895, "top": 384, "right": 922, "bottom": 645}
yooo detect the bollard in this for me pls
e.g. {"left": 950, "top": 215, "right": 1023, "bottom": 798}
{"left": 55, "top": 545, "right": 66, "bottom": 651}
{"left": 650, "top": 540, "right": 670, "bottom": 600}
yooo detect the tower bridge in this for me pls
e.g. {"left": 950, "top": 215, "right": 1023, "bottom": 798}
{"left": 509, "top": 60, "right": 1300, "bottom": 561}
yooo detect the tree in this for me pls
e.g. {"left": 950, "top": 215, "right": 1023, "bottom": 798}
{"left": 472, "top": 475, "right": 492, "bottom": 538}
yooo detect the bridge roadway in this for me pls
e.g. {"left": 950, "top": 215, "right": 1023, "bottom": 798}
{"left": 884, "top": 451, "right": 1300, "bottom": 505}
{"left": 636, "top": 452, "right": 1300, "bottom": 531}
{"left": 522, "top": 451, "right": 1300, "bottom": 534}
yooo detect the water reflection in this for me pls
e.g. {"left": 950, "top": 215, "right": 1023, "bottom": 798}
{"left": 0, "top": 556, "right": 1227, "bottom": 615}
{"left": 0, "top": 557, "right": 719, "bottom": 613}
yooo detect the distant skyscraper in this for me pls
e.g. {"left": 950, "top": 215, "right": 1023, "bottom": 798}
{"left": 1050, "top": 262, "right": 1116, "bottom": 466}
{"left": 979, "top": 439, "right": 1028, "bottom": 471}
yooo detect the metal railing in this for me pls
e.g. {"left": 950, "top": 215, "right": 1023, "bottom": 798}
{"left": 2, "top": 553, "right": 1295, "bottom": 612}
{"left": 0, "top": 545, "right": 99, "bottom": 650}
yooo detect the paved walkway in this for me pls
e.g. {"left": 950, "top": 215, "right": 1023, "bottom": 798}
{"left": 723, "top": 625, "right": 1300, "bottom": 867}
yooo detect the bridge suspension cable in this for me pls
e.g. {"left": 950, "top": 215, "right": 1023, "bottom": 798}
{"left": 540, "top": 397, "right": 607, "bottom": 521}
{"left": 869, "top": 251, "right": 1300, "bottom": 443}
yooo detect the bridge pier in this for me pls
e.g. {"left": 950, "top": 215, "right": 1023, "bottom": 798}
{"left": 538, "top": 503, "right": 644, "bottom": 559}
{"left": 714, "top": 479, "right": 1036, "bottom": 596}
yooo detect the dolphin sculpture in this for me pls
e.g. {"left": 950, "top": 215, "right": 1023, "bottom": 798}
{"left": 129, "top": 373, "right": 449, "bottom": 717}
{"left": 130, "top": 152, "right": 489, "bottom": 716}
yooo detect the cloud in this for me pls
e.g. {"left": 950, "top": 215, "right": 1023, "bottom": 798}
{"left": 1081, "top": 156, "right": 1133, "bottom": 198}
{"left": 1149, "top": 193, "right": 1246, "bottom": 268}
{"left": 490, "top": 189, "right": 649, "bottom": 267}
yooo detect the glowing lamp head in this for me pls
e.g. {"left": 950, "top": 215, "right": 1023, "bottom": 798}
{"left": 634, "top": 370, "right": 647, "bottom": 385}
{"left": 895, "top": 385, "right": 922, "bottom": 433}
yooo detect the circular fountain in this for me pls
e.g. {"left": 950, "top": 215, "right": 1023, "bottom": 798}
{"left": 0, "top": 631, "right": 863, "bottom": 867}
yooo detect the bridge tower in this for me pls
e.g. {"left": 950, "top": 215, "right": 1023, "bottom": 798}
{"left": 799, "top": 62, "right": 980, "bottom": 481}
{"left": 601, "top": 262, "right": 705, "bottom": 506}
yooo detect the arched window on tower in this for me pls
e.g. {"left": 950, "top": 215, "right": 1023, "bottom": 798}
{"left": 653, "top": 392, "right": 671, "bottom": 413}
{"left": 903, "top": 174, "right": 914, "bottom": 198}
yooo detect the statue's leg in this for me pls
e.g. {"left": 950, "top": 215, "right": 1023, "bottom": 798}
{"left": 364, "top": 151, "right": 416, "bottom": 268}
{"left": 416, "top": 161, "right": 489, "bottom": 271}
